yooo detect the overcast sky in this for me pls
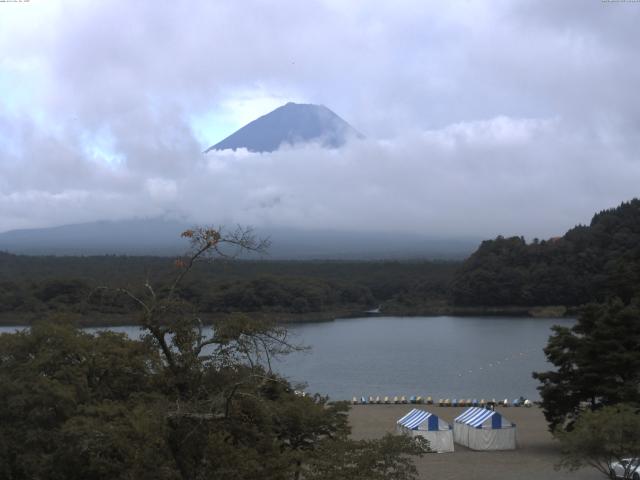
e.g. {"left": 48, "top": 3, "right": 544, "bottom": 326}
{"left": 1, "top": 0, "right": 639, "bottom": 238}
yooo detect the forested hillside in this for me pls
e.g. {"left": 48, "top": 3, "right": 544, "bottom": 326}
{"left": 451, "top": 199, "right": 640, "bottom": 307}
{"left": 5, "top": 199, "right": 640, "bottom": 323}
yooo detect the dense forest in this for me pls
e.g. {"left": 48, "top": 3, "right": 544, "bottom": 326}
{"left": 3, "top": 199, "right": 640, "bottom": 324}
{"left": 0, "top": 253, "right": 457, "bottom": 324}
{"left": 451, "top": 199, "right": 640, "bottom": 307}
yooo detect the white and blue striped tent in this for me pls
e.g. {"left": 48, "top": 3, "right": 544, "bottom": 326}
{"left": 453, "top": 407, "right": 516, "bottom": 450}
{"left": 397, "top": 409, "right": 454, "bottom": 452}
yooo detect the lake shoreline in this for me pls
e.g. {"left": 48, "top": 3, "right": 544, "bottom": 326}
{"left": 0, "top": 304, "right": 574, "bottom": 327}
{"left": 2, "top": 315, "right": 572, "bottom": 401}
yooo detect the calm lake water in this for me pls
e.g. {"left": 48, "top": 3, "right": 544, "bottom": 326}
{"left": 0, "top": 315, "right": 573, "bottom": 401}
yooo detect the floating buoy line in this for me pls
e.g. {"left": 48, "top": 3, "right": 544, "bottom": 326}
{"left": 453, "top": 347, "right": 539, "bottom": 378}
{"left": 291, "top": 347, "right": 541, "bottom": 405}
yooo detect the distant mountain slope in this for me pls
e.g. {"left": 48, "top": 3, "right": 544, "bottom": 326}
{"left": 0, "top": 219, "right": 478, "bottom": 260}
{"left": 206, "top": 102, "right": 363, "bottom": 153}
{"left": 0, "top": 219, "right": 188, "bottom": 256}
{"left": 451, "top": 199, "right": 640, "bottom": 307}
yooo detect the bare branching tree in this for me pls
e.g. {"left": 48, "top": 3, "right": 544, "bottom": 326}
{"left": 96, "top": 226, "right": 303, "bottom": 402}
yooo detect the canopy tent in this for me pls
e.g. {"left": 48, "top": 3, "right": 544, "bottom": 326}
{"left": 453, "top": 407, "right": 516, "bottom": 450}
{"left": 396, "top": 408, "right": 454, "bottom": 453}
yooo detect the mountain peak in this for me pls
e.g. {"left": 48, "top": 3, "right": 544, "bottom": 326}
{"left": 206, "top": 102, "right": 362, "bottom": 153}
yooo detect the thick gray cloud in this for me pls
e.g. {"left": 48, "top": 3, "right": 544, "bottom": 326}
{"left": 0, "top": 0, "right": 639, "bottom": 238}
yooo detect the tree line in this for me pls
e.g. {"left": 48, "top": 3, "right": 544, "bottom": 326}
{"left": 0, "top": 253, "right": 456, "bottom": 323}
{"left": 4, "top": 199, "right": 640, "bottom": 324}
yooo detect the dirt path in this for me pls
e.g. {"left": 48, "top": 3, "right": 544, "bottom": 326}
{"left": 348, "top": 405, "right": 601, "bottom": 480}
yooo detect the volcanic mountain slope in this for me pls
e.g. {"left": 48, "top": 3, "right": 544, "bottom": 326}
{"left": 206, "top": 102, "right": 363, "bottom": 153}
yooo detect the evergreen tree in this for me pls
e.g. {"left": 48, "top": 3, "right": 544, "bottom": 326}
{"left": 533, "top": 297, "right": 640, "bottom": 431}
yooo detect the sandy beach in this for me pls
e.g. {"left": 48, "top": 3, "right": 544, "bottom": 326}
{"left": 349, "top": 405, "right": 601, "bottom": 480}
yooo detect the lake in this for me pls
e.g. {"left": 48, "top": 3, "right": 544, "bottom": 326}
{"left": 0, "top": 315, "right": 572, "bottom": 401}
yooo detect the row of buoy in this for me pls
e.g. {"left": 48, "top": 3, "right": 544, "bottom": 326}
{"left": 352, "top": 396, "right": 533, "bottom": 407}
{"left": 454, "top": 349, "right": 537, "bottom": 377}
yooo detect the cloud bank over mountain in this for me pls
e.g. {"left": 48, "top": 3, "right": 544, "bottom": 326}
{"left": 0, "top": 0, "right": 639, "bottom": 239}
